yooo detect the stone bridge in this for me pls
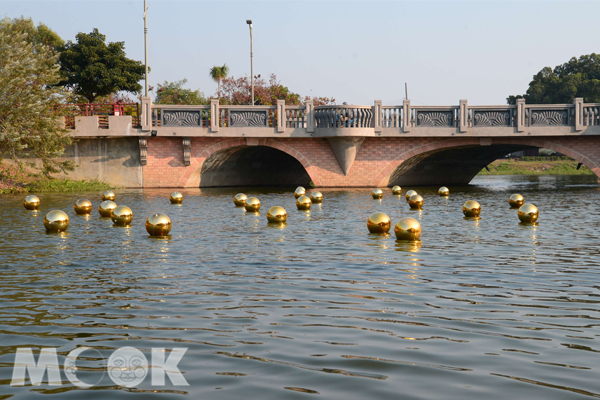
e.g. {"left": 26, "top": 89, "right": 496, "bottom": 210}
{"left": 63, "top": 97, "right": 600, "bottom": 187}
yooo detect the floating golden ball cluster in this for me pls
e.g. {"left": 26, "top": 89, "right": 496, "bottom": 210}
{"left": 394, "top": 218, "right": 422, "bottom": 241}
{"left": 294, "top": 186, "right": 306, "bottom": 199}
{"left": 44, "top": 210, "right": 69, "bottom": 233}
{"left": 23, "top": 195, "right": 41, "bottom": 210}
{"left": 170, "top": 192, "right": 183, "bottom": 204}
{"left": 463, "top": 200, "right": 481, "bottom": 218}
{"left": 112, "top": 205, "right": 133, "bottom": 226}
{"left": 310, "top": 191, "right": 323, "bottom": 204}
{"left": 408, "top": 194, "right": 424, "bottom": 210}
{"left": 267, "top": 206, "right": 287, "bottom": 223}
{"left": 405, "top": 190, "right": 417, "bottom": 201}
{"left": 392, "top": 186, "right": 402, "bottom": 195}
{"left": 509, "top": 194, "right": 524, "bottom": 208}
{"left": 234, "top": 193, "right": 247, "bottom": 207}
{"left": 438, "top": 187, "right": 450, "bottom": 196}
{"left": 296, "top": 195, "right": 312, "bottom": 210}
{"left": 98, "top": 200, "right": 118, "bottom": 217}
{"left": 372, "top": 188, "right": 383, "bottom": 199}
{"left": 245, "top": 197, "right": 261, "bottom": 212}
{"left": 74, "top": 199, "right": 92, "bottom": 215}
{"left": 367, "top": 212, "right": 391, "bottom": 234}
{"left": 102, "top": 191, "right": 116, "bottom": 201}
{"left": 518, "top": 203, "right": 539, "bottom": 224}
{"left": 145, "top": 213, "right": 171, "bottom": 236}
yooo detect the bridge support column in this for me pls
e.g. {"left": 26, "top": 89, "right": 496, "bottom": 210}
{"left": 327, "top": 137, "right": 364, "bottom": 176}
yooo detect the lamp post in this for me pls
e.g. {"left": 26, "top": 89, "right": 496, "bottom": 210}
{"left": 143, "top": 0, "right": 149, "bottom": 97}
{"left": 246, "top": 19, "right": 253, "bottom": 106}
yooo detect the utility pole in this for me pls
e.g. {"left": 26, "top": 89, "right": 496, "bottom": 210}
{"left": 405, "top": 82, "right": 408, "bottom": 100}
{"left": 144, "top": 0, "right": 149, "bottom": 97}
{"left": 246, "top": 20, "right": 254, "bottom": 105}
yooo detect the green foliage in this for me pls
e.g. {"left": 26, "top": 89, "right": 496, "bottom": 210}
{"left": 0, "top": 17, "right": 74, "bottom": 176}
{"left": 26, "top": 177, "right": 114, "bottom": 193}
{"left": 209, "top": 64, "right": 229, "bottom": 97}
{"left": 56, "top": 28, "right": 145, "bottom": 103}
{"left": 508, "top": 54, "right": 600, "bottom": 104}
{"left": 155, "top": 79, "right": 209, "bottom": 105}
{"left": 479, "top": 159, "right": 593, "bottom": 175}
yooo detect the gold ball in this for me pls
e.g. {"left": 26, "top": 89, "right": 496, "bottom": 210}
{"left": 408, "top": 194, "right": 424, "bottom": 210}
{"left": 394, "top": 217, "right": 421, "bottom": 241}
{"left": 509, "top": 194, "right": 524, "bottom": 208}
{"left": 296, "top": 195, "right": 312, "bottom": 210}
{"left": 23, "top": 195, "right": 40, "bottom": 210}
{"left": 43, "top": 210, "right": 69, "bottom": 232}
{"left": 267, "top": 206, "right": 287, "bottom": 223}
{"left": 463, "top": 200, "right": 481, "bottom": 218}
{"left": 234, "top": 193, "right": 247, "bottom": 207}
{"left": 102, "top": 190, "right": 116, "bottom": 201}
{"left": 294, "top": 186, "right": 306, "bottom": 198}
{"left": 170, "top": 191, "right": 183, "bottom": 204}
{"left": 145, "top": 213, "right": 172, "bottom": 236}
{"left": 98, "top": 200, "right": 118, "bottom": 217}
{"left": 244, "top": 197, "right": 261, "bottom": 212}
{"left": 392, "top": 185, "right": 402, "bottom": 195}
{"left": 112, "top": 205, "right": 133, "bottom": 226}
{"left": 310, "top": 191, "right": 323, "bottom": 204}
{"left": 372, "top": 188, "right": 383, "bottom": 199}
{"left": 405, "top": 189, "right": 417, "bottom": 201}
{"left": 518, "top": 203, "right": 539, "bottom": 224}
{"left": 367, "top": 212, "right": 391, "bottom": 234}
{"left": 438, "top": 186, "right": 450, "bottom": 196}
{"left": 74, "top": 199, "right": 93, "bottom": 215}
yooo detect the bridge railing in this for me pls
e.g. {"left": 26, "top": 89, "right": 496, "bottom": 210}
{"left": 314, "top": 105, "right": 374, "bottom": 128}
{"left": 219, "top": 105, "right": 277, "bottom": 128}
{"left": 151, "top": 104, "right": 212, "bottom": 128}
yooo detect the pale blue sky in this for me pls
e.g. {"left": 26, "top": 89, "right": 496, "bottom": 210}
{"left": 3, "top": 0, "right": 598, "bottom": 105}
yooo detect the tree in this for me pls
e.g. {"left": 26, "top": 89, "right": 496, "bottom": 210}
{"left": 209, "top": 64, "right": 229, "bottom": 97}
{"left": 0, "top": 18, "right": 73, "bottom": 175}
{"left": 508, "top": 54, "right": 600, "bottom": 104}
{"left": 56, "top": 28, "right": 145, "bottom": 103}
{"left": 155, "top": 79, "right": 209, "bottom": 105}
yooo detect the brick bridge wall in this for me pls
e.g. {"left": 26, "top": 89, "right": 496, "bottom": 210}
{"left": 143, "top": 136, "right": 600, "bottom": 188}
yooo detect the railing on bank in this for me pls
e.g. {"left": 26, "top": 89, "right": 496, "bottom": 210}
{"left": 58, "top": 103, "right": 141, "bottom": 129}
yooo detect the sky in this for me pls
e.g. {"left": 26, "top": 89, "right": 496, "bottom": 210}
{"left": 3, "top": 0, "right": 599, "bottom": 106}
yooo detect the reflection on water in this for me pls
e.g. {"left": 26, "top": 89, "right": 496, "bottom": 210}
{"left": 0, "top": 175, "right": 599, "bottom": 399}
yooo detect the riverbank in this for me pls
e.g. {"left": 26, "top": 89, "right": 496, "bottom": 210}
{"left": 0, "top": 164, "right": 114, "bottom": 194}
{"left": 478, "top": 157, "right": 594, "bottom": 175}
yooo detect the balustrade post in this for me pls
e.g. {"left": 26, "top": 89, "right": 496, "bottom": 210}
{"left": 402, "top": 100, "right": 411, "bottom": 133}
{"left": 305, "top": 100, "right": 315, "bottom": 133}
{"left": 459, "top": 99, "right": 468, "bottom": 133}
{"left": 574, "top": 97, "right": 584, "bottom": 131}
{"left": 210, "top": 99, "right": 220, "bottom": 133}
{"left": 277, "top": 100, "right": 285, "bottom": 133}
{"left": 516, "top": 99, "right": 526, "bottom": 132}
{"left": 374, "top": 100, "right": 382, "bottom": 133}
{"left": 141, "top": 96, "right": 152, "bottom": 132}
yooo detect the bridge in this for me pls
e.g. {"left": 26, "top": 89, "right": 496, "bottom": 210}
{"left": 63, "top": 97, "right": 600, "bottom": 187}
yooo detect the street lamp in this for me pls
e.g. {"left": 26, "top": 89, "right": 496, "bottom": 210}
{"left": 246, "top": 19, "right": 253, "bottom": 106}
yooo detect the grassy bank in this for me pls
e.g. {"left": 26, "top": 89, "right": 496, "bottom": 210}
{"left": 478, "top": 157, "right": 594, "bottom": 176}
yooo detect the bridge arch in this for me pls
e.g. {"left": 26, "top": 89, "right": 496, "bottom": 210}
{"left": 372, "top": 138, "right": 600, "bottom": 187}
{"left": 179, "top": 139, "right": 320, "bottom": 187}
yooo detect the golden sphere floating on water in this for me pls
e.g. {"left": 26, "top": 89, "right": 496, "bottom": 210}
{"left": 405, "top": 190, "right": 417, "bottom": 201}
{"left": 145, "top": 213, "right": 171, "bottom": 236}
{"left": 23, "top": 195, "right": 40, "bottom": 210}
{"left": 509, "top": 194, "right": 524, "bottom": 208}
{"left": 438, "top": 186, "right": 450, "bottom": 196}
{"left": 112, "top": 205, "right": 133, "bottom": 226}
{"left": 102, "top": 190, "right": 116, "bottom": 201}
{"left": 170, "top": 191, "right": 183, "bottom": 204}
{"left": 245, "top": 197, "right": 261, "bottom": 212}
{"left": 394, "top": 217, "right": 421, "bottom": 241}
{"left": 310, "top": 191, "right": 323, "bottom": 204}
{"left": 98, "top": 200, "right": 118, "bottom": 217}
{"left": 408, "top": 194, "right": 424, "bottom": 210}
{"left": 463, "top": 200, "right": 481, "bottom": 218}
{"left": 74, "top": 199, "right": 92, "bottom": 215}
{"left": 518, "top": 203, "right": 539, "bottom": 224}
{"left": 43, "top": 210, "right": 69, "bottom": 233}
{"left": 372, "top": 188, "right": 383, "bottom": 199}
{"left": 392, "top": 185, "right": 402, "bottom": 195}
{"left": 234, "top": 193, "right": 247, "bottom": 207}
{"left": 367, "top": 212, "right": 391, "bottom": 234}
{"left": 296, "top": 195, "right": 312, "bottom": 210}
{"left": 267, "top": 206, "right": 287, "bottom": 223}
{"left": 294, "top": 186, "right": 306, "bottom": 199}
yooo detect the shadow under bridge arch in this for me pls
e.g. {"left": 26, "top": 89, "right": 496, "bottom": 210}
{"left": 198, "top": 145, "right": 312, "bottom": 187}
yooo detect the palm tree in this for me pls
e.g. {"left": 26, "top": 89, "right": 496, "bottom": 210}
{"left": 209, "top": 64, "right": 229, "bottom": 98}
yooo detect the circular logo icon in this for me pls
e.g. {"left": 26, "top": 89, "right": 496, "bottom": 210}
{"left": 107, "top": 347, "right": 148, "bottom": 387}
